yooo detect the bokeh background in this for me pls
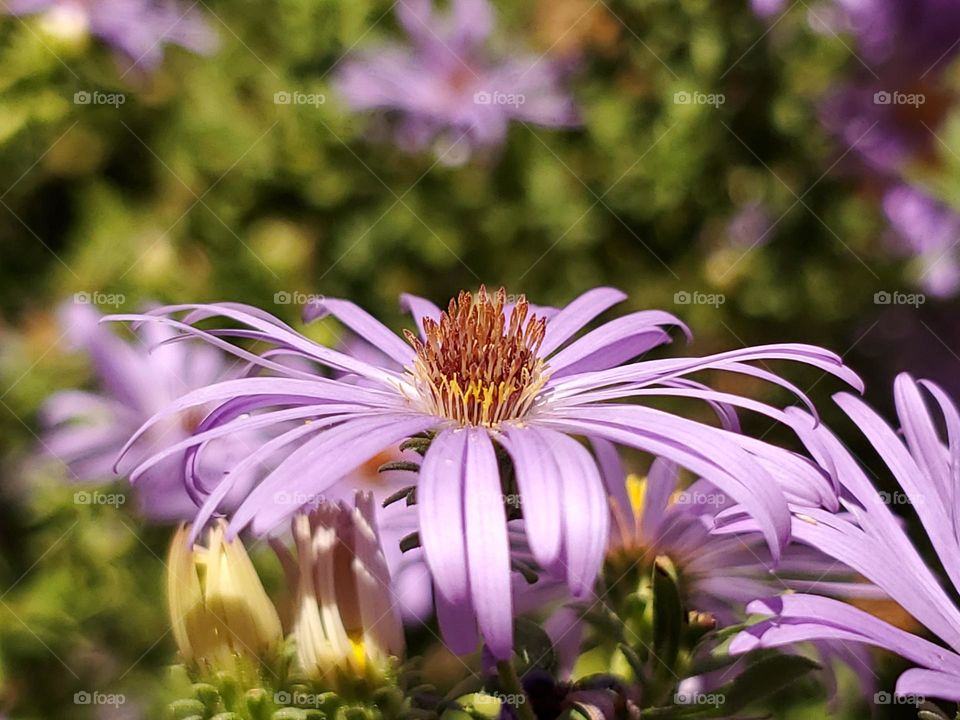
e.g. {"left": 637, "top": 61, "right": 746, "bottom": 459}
{"left": 1, "top": 0, "right": 958, "bottom": 716}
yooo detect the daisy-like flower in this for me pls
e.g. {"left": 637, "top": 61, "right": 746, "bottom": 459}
{"left": 731, "top": 374, "right": 960, "bottom": 702}
{"left": 111, "top": 286, "right": 859, "bottom": 659}
{"left": 275, "top": 492, "right": 405, "bottom": 687}
{"left": 40, "top": 302, "right": 260, "bottom": 521}
{"left": 4, "top": 0, "right": 218, "bottom": 70}
{"left": 335, "top": 0, "right": 579, "bottom": 163}
{"left": 551, "top": 460, "right": 877, "bottom": 704}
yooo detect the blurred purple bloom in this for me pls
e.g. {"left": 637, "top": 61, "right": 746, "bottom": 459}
{"left": 883, "top": 184, "right": 960, "bottom": 297}
{"left": 41, "top": 302, "right": 257, "bottom": 520}
{"left": 818, "top": 78, "right": 943, "bottom": 175}
{"left": 110, "top": 286, "right": 858, "bottom": 659}
{"left": 5, "top": 0, "right": 218, "bottom": 70}
{"left": 726, "top": 202, "right": 774, "bottom": 249}
{"left": 750, "top": 0, "right": 786, "bottom": 19}
{"left": 732, "top": 374, "right": 960, "bottom": 702}
{"left": 335, "top": 0, "right": 579, "bottom": 162}
{"left": 825, "top": 0, "right": 960, "bottom": 71}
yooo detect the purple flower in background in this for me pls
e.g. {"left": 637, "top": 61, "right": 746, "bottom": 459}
{"left": 40, "top": 302, "right": 258, "bottom": 520}
{"left": 4, "top": 0, "right": 218, "bottom": 70}
{"left": 818, "top": 78, "right": 948, "bottom": 175}
{"left": 750, "top": 0, "right": 786, "bottom": 19}
{"left": 335, "top": 0, "right": 579, "bottom": 163}
{"left": 825, "top": 0, "right": 960, "bottom": 71}
{"left": 111, "top": 286, "right": 858, "bottom": 659}
{"left": 883, "top": 184, "right": 960, "bottom": 297}
{"left": 732, "top": 374, "right": 960, "bottom": 702}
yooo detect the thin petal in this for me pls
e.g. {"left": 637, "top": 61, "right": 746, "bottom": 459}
{"left": 304, "top": 297, "right": 415, "bottom": 366}
{"left": 464, "top": 428, "right": 513, "bottom": 659}
{"left": 539, "top": 287, "right": 627, "bottom": 356}
{"left": 418, "top": 430, "right": 470, "bottom": 605}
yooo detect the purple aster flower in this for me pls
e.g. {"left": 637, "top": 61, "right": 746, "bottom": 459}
{"left": 40, "top": 302, "right": 260, "bottom": 521}
{"left": 4, "top": 0, "right": 218, "bottom": 70}
{"left": 111, "top": 286, "right": 859, "bottom": 659}
{"left": 883, "top": 183, "right": 960, "bottom": 297}
{"left": 731, "top": 374, "right": 960, "bottom": 702}
{"left": 334, "top": 0, "right": 580, "bottom": 162}
{"left": 545, "top": 459, "right": 879, "bottom": 704}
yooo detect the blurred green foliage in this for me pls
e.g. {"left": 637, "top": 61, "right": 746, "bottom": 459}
{"left": 0, "top": 0, "right": 957, "bottom": 717}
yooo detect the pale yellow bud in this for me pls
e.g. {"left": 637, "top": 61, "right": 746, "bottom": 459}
{"left": 167, "top": 521, "right": 283, "bottom": 670}
{"left": 290, "top": 492, "right": 404, "bottom": 685}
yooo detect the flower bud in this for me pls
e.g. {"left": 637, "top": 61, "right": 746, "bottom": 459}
{"left": 167, "top": 521, "right": 282, "bottom": 670}
{"left": 290, "top": 492, "right": 404, "bottom": 685}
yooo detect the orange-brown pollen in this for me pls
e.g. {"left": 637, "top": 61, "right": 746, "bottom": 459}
{"left": 404, "top": 286, "right": 548, "bottom": 427}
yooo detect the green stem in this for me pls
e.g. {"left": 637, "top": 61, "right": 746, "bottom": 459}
{"left": 496, "top": 660, "right": 536, "bottom": 720}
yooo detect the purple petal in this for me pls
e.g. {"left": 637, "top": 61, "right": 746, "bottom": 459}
{"left": 231, "top": 414, "right": 436, "bottom": 535}
{"left": 463, "top": 428, "right": 513, "bottom": 659}
{"left": 539, "top": 287, "right": 627, "bottom": 356}
{"left": 303, "top": 297, "right": 415, "bottom": 366}
{"left": 896, "top": 668, "right": 960, "bottom": 702}
{"left": 418, "top": 430, "right": 470, "bottom": 605}
{"left": 399, "top": 293, "right": 442, "bottom": 337}
{"left": 502, "top": 426, "right": 563, "bottom": 569}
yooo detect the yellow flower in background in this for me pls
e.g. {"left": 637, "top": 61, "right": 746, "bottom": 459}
{"left": 167, "top": 521, "right": 282, "bottom": 670}
{"left": 289, "top": 492, "right": 405, "bottom": 686}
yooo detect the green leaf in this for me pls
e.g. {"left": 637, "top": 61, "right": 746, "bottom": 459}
{"left": 652, "top": 557, "right": 683, "bottom": 672}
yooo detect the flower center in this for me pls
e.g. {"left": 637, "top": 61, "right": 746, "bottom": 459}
{"left": 404, "top": 286, "right": 548, "bottom": 427}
